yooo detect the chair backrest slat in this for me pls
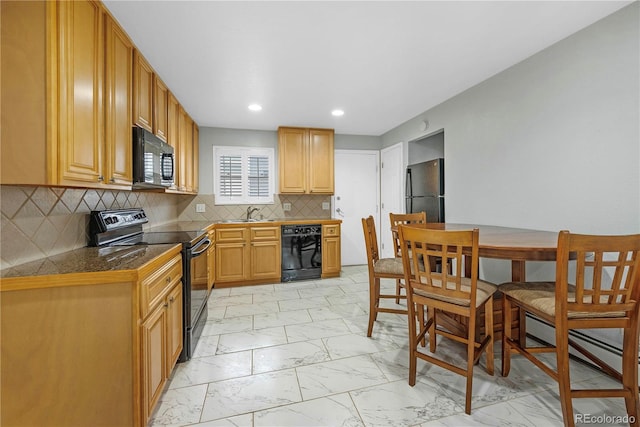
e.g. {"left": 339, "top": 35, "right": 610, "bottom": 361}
{"left": 557, "top": 231, "right": 640, "bottom": 315}
{"left": 390, "top": 212, "right": 427, "bottom": 257}
{"left": 399, "top": 225, "right": 479, "bottom": 303}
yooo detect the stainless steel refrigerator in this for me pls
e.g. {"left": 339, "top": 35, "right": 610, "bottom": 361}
{"left": 405, "top": 158, "right": 444, "bottom": 222}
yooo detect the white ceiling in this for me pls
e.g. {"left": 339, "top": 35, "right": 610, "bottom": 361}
{"left": 103, "top": 1, "right": 632, "bottom": 136}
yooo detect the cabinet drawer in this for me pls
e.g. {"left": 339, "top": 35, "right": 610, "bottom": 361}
{"left": 141, "top": 254, "right": 182, "bottom": 318}
{"left": 323, "top": 224, "right": 340, "bottom": 237}
{"left": 250, "top": 226, "right": 280, "bottom": 241}
{"left": 216, "top": 227, "right": 248, "bottom": 242}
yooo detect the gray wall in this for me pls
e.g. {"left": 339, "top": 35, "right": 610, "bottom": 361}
{"left": 198, "top": 127, "right": 381, "bottom": 194}
{"left": 408, "top": 131, "right": 445, "bottom": 165}
{"left": 382, "top": 3, "right": 639, "bottom": 237}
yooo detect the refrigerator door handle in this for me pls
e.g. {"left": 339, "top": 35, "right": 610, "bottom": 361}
{"left": 406, "top": 168, "right": 413, "bottom": 213}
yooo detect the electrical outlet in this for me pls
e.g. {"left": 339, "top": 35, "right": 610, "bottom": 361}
{"left": 322, "top": 202, "right": 330, "bottom": 210}
{"left": 283, "top": 202, "right": 292, "bottom": 211}
{"left": 195, "top": 204, "right": 206, "bottom": 213}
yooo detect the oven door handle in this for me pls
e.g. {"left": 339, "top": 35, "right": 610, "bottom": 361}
{"left": 191, "top": 238, "right": 212, "bottom": 257}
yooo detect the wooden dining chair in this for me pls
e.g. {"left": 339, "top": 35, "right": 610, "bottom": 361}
{"left": 361, "top": 216, "right": 408, "bottom": 337}
{"left": 398, "top": 225, "right": 497, "bottom": 415}
{"left": 390, "top": 212, "right": 427, "bottom": 303}
{"left": 501, "top": 231, "right": 640, "bottom": 427}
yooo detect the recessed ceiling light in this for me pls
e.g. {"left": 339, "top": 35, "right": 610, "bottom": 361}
{"left": 331, "top": 109, "right": 344, "bottom": 117}
{"left": 248, "top": 104, "right": 262, "bottom": 111}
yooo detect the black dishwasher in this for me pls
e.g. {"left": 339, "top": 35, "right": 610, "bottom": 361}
{"left": 281, "top": 224, "right": 322, "bottom": 281}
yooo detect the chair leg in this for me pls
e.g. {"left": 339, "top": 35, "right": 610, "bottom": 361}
{"left": 395, "top": 278, "right": 401, "bottom": 304}
{"left": 408, "top": 300, "right": 418, "bottom": 387}
{"left": 501, "top": 296, "right": 513, "bottom": 377}
{"left": 484, "top": 297, "right": 494, "bottom": 376}
{"left": 367, "top": 277, "right": 380, "bottom": 337}
{"left": 428, "top": 306, "right": 437, "bottom": 352}
{"left": 417, "top": 303, "right": 426, "bottom": 347}
{"left": 556, "top": 322, "right": 575, "bottom": 427}
{"left": 465, "top": 311, "right": 476, "bottom": 415}
{"left": 622, "top": 326, "right": 640, "bottom": 427}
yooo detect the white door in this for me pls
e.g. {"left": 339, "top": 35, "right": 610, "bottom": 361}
{"left": 332, "top": 150, "right": 380, "bottom": 266}
{"left": 380, "top": 143, "right": 404, "bottom": 259}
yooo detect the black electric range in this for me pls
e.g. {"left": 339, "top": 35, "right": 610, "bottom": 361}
{"left": 89, "top": 208, "right": 211, "bottom": 362}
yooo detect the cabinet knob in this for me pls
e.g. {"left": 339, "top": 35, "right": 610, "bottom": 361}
{"left": 109, "top": 177, "right": 115, "bottom": 183}
{"left": 164, "top": 302, "right": 169, "bottom": 308}
{"left": 98, "top": 175, "right": 104, "bottom": 181}
{"left": 169, "top": 297, "right": 175, "bottom": 303}
{"left": 166, "top": 276, "right": 171, "bottom": 283}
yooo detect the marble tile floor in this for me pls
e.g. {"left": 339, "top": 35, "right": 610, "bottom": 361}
{"left": 149, "top": 265, "right": 633, "bottom": 427}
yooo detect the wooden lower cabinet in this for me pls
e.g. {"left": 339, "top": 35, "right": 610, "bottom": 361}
{"left": 140, "top": 253, "right": 183, "bottom": 423}
{"left": 215, "top": 225, "right": 281, "bottom": 287}
{"left": 0, "top": 246, "right": 183, "bottom": 427}
{"left": 322, "top": 224, "right": 341, "bottom": 277}
{"left": 207, "top": 229, "right": 215, "bottom": 292}
{"left": 141, "top": 281, "right": 182, "bottom": 422}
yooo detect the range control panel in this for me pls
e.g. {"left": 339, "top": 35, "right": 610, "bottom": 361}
{"left": 282, "top": 224, "right": 321, "bottom": 236}
{"left": 91, "top": 209, "right": 148, "bottom": 232}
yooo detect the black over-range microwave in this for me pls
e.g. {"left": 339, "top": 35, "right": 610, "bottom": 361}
{"left": 132, "top": 126, "right": 174, "bottom": 189}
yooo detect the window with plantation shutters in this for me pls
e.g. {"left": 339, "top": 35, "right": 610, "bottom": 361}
{"left": 213, "top": 147, "right": 274, "bottom": 204}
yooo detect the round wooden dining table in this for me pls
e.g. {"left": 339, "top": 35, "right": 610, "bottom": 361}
{"left": 393, "top": 222, "right": 563, "bottom": 343}
{"left": 395, "top": 222, "right": 562, "bottom": 282}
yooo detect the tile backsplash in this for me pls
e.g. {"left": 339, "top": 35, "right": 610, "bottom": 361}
{"left": 0, "top": 185, "right": 179, "bottom": 269}
{"left": 0, "top": 186, "right": 331, "bottom": 269}
{"left": 178, "top": 194, "right": 332, "bottom": 222}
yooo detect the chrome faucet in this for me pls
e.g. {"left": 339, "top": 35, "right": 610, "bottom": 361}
{"left": 246, "top": 206, "right": 260, "bottom": 221}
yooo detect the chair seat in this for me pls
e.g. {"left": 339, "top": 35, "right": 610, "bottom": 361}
{"left": 373, "top": 257, "right": 404, "bottom": 276}
{"left": 414, "top": 277, "right": 498, "bottom": 307}
{"left": 500, "top": 281, "right": 626, "bottom": 319}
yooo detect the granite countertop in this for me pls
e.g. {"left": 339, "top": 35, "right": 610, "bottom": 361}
{"left": 146, "top": 218, "right": 341, "bottom": 232}
{"left": 0, "top": 244, "right": 180, "bottom": 281}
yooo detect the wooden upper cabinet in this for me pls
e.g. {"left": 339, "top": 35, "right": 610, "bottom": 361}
{"left": 57, "top": 0, "right": 104, "bottom": 185}
{"left": 153, "top": 76, "right": 168, "bottom": 142}
{"left": 133, "top": 50, "right": 153, "bottom": 132}
{"left": 166, "top": 92, "right": 180, "bottom": 191}
{"left": 104, "top": 13, "right": 133, "bottom": 187}
{"left": 278, "top": 127, "right": 334, "bottom": 194}
{"left": 278, "top": 127, "right": 307, "bottom": 193}
{"left": 0, "top": 0, "right": 132, "bottom": 189}
{"left": 183, "top": 113, "right": 194, "bottom": 193}
{"left": 192, "top": 123, "right": 199, "bottom": 194}
{"left": 308, "top": 129, "right": 334, "bottom": 193}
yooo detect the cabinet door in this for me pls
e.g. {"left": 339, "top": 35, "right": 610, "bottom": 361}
{"left": 133, "top": 51, "right": 153, "bottom": 132}
{"left": 153, "top": 76, "right": 168, "bottom": 142}
{"left": 142, "top": 303, "right": 167, "bottom": 422}
{"left": 166, "top": 93, "right": 180, "bottom": 191}
{"left": 207, "top": 231, "right": 215, "bottom": 292}
{"left": 184, "top": 114, "right": 194, "bottom": 193}
{"left": 250, "top": 240, "right": 281, "bottom": 280}
{"left": 57, "top": 0, "right": 104, "bottom": 185}
{"left": 192, "top": 123, "right": 199, "bottom": 194}
{"left": 322, "top": 236, "right": 341, "bottom": 276}
{"left": 278, "top": 127, "right": 307, "bottom": 193}
{"left": 177, "top": 106, "right": 188, "bottom": 192}
{"left": 166, "top": 283, "right": 183, "bottom": 373}
{"left": 104, "top": 15, "right": 132, "bottom": 187}
{"left": 308, "top": 129, "right": 334, "bottom": 194}
{"left": 215, "top": 243, "right": 247, "bottom": 282}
